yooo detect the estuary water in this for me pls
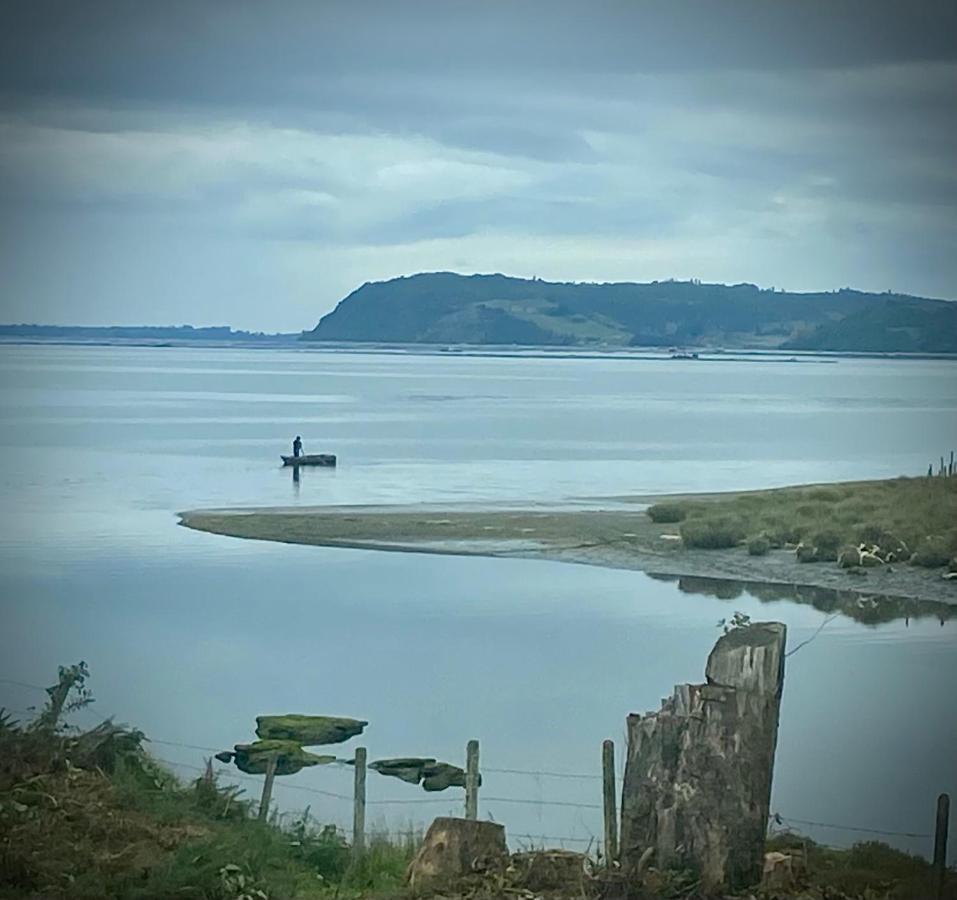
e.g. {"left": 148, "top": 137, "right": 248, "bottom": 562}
{"left": 0, "top": 343, "right": 955, "bottom": 859}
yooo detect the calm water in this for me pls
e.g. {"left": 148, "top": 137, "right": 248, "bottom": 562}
{"left": 1, "top": 344, "right": 955, "bottom": 859}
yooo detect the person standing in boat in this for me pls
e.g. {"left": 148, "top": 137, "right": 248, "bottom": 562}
{"left": 292, "top": 435, "right": 303, "bottom": 458}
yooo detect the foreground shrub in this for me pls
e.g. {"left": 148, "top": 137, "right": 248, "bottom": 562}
{"left": 747, "top": 534, "right": 771, "bottom": 556}
{"left": 680, "top": 517, "right": 746, "bottom": 549}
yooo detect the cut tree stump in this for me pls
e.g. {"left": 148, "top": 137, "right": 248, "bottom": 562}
{"left": 407, "top": 817, "right": 507, "bottom": 894}
{"left": 619, "top": 621, "right": 787, "bottom": 893}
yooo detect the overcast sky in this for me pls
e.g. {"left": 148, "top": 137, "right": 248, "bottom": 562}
{"left": 1, "top": 1, "right": 956, "bottom": 330}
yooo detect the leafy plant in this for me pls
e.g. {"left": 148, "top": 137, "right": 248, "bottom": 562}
{"left": 717, "top": 611, "right": 752, "bottom": 634}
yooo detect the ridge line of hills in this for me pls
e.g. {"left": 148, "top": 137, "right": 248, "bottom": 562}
{"left": 303, "top": 272, "right": 957, "bottom": 353}
{"left": 4, "top": 273, "right": 956, "bottom": 353}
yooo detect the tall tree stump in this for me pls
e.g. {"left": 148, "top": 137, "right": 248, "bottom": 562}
{"left": 407, "top": 817, "right": 507, "bottom": 894}
{"left": 620, "top": 622, "right": 787, "bottom": 892}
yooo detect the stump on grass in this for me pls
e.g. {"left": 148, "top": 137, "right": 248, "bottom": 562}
{"left": 407, "top": 817, "right": 507, "bottom": 894}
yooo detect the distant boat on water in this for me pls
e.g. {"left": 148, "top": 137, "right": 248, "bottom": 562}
{"left": 669, "top": 350, "right": 700, "bottom": 360}
{"left": 281, "top": 454, "right": 337, "bottom": 467}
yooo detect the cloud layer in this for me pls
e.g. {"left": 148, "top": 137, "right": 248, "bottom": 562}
{"left": 1, "top": 1, "right": 956, "bottom": 329}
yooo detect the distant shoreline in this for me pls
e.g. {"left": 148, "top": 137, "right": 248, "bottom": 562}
{"left": 179, "top": 481, "right": 957, "bottom": 609}
{"left": 4, "top": 336, "right": 957, "bottom": 361}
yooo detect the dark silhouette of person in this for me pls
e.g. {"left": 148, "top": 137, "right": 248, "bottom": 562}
{"left": 293, "top": 435, "right": 303, "bottom": 458}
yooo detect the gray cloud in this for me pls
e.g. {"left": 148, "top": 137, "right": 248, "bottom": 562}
{"left": 0, "top": 1, "right": 955, "bottom": 329}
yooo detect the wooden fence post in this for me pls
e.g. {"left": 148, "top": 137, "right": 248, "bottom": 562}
{"left": 352, "top": 747, "right": 367, "bottom": 856}
{"left": 602, "top": 739, "right": 618, "bottom": 865}
{"left": 258, "top": 752, "right": 279, "bottom": 822}
{"left": 934, "top": 793, "right": 950, "bottom": 900}
{"left": 465, "top": 739, "right": 480, "bottom": 820}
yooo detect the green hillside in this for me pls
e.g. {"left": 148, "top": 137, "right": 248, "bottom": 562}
{"left": 303, "top": 273, "right": 957, "bottom": 352}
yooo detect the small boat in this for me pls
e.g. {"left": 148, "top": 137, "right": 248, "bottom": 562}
{"left": 281, "top": 454, "right": 337, "bottom": 467}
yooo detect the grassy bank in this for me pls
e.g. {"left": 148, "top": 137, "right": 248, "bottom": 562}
{"left": 0, "top": 667, "right": 415, "bottom": 900}
{"left": 179, "top": 476, "right": 957, "bottom": 608}
{"left": 649, "top": 475, "right": 957, "bottom": 565}
{"left": 3, "top": 664, "right": 955, "bottom": 899}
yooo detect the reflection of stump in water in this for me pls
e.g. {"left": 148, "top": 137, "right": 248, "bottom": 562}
{"left": 620, "top": 622, "right": 787, "bottom": 893}
{"left": 668, "top": 573, "right": 954, "bottom": 626}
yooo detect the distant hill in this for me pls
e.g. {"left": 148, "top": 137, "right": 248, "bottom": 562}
{"left": 0, "top": 324, "right": 298, "bottom": 343}
{"left": 303, "top": 273, "right": 957, "bottom": 352}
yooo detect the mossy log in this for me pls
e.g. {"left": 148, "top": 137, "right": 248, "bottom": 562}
{"left": 422, "top": 762, "right": 469, "bottom": 791}
{"left": 620, "top": 622, "right": 787, "bottom": 893}
{"left": 370, "top": 757, "right": 474, "bottom": 791}
{"left": 255, "top": 714, "right": 367, "bottom": 746}
{"left": 370, "top": 758, "right": 436, "bottom": 784}
{"left": 407, "top": 817, "right": 507, "bottom": 894}
{"left": 217, "top": 740, "right": 336, "bottom": 775}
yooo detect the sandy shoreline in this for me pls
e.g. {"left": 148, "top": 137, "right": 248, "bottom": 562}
{"left": 179, "top": 490, "right": 957, "bottom": 609}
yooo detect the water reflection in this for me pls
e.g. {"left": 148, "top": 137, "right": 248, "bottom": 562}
{"left": 648, "top": 573, "right": 955, "bottom": 626}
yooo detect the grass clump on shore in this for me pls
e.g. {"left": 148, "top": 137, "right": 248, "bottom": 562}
{"left": 679, "top": 516, "right": 747, "bottom": 549}
{"left": 663, "top": 476, "right": 957, "bottom": 567}
{"left": 646, "top": 501, "right": 697, "bottom": 523}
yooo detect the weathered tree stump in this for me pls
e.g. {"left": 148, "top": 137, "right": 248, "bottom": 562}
{"left": 407, "top": 817, "right": 507, "bottom": 894}
{"left": 619, "top": 622, "right": 787, "bottom": 892}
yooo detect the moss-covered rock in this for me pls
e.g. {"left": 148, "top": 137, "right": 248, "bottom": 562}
{"left": 222, "top": 740, "right": 336, "bottom": 775}
{"left": 255, "top": 715, "right": 367, "bottom": 746}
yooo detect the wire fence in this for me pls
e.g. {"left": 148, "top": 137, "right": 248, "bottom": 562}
{"left": 0, "top": 678, "right": 940, "bottom": 849}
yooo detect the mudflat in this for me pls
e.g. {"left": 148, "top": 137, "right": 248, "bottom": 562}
{"left": 179, "top": 478, "right": 957, "bottom": 607}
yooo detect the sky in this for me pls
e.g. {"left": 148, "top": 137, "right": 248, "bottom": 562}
{"left": 1, "top": 0, "right": 956, "bottom": 331}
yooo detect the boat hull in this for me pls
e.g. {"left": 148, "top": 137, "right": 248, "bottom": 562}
{"left": 281, "top": 454, "right": 337, "bottom": 467}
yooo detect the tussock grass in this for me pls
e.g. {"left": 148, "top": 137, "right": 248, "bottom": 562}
{"left": 665, "top": 476, "right": 957, "bottom": 567}
{"left": 679, "top": 516, "right": 747, "bottom": 549}
{"left": 646, "top": 501, "right": 696, "bottom": 523}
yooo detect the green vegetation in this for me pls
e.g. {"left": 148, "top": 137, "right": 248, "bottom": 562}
{"left": 654, "top": 476, "right": 957, "bottom": 568}
{"left": 646, "top": 502, "right": 691, "bottom": 524}
{"left": 766, "top": 833, "right": 956, "bottom": 899}
{"left": 3, "top": 665, "right": 955, "bottom": 898}
{"left": 912, "top": 535, "right": 954, "bottom": 568}
{"left": 784, "top": 296, "right": 957, "bottom": 353}
{"left": 0, "top": 666, "right": 415, "bottom": 900}
{"left": 679, "top": 516, "right": 747, "bottom": 549}
{"left": 302, "top": 272, "right": 957, "bottom": 351}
